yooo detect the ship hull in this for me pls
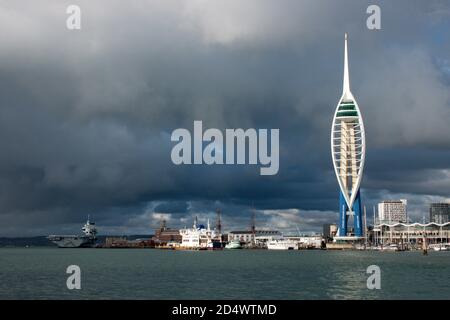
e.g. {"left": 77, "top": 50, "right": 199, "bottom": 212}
{"left": 48, "top": 236, "right": 96, "bottom": 248}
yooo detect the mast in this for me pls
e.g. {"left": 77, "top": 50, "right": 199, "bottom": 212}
{"left": 373, "top": 206, "right": 376, "bottom": 246}
{"left": 364, "top": 206, "right": 367, "bottom": 245}
{"left": 407, "top": 216, "right": 410, "bottom": 249}
{"left": 251, "top": 206, "right": 256, "bottom": 246}
{"left": 422, "top": 216, "right": 427, "bottom": 254}
{"left": 215, "top": 208, "right": 222, "bottom": 234}
{"left": 160, "top": 218, "right": 167, "bottom": 230}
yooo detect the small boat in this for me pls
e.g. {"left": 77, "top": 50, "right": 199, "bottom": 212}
{"left": 207, "top": 239, "right": 223, "bottom": 250}
{"left": 430, "top": 243, "right": 450, "bottom": 251}
{"left": 225, "top": 240, "right": 242, "bottom": 249}
{"left": 380, "top": 244, "right": 399, "bottom": 251}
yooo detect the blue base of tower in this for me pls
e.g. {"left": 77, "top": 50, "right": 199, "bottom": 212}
{"left": 338, "top": 189, "right": 363, "bottom": 237}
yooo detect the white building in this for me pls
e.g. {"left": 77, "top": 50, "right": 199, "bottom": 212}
{"left": 228, "top": 230, "right": 282, "bottom": 246}
{"left": 373, "top": 222, "right": 450, "bottom": 247}
{"left": 378, "top": 200, "right": 407, "bottom": 223}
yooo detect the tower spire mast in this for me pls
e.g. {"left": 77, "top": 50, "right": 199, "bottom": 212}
{"left": 343, "top": 33, "right": 351, "bottom": 96}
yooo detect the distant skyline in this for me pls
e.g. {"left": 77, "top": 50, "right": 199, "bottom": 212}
{"left": 1, "top": 0, "right": 450, "bottom": 236}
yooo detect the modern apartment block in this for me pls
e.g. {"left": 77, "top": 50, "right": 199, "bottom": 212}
{"left": 430, "top": 203, "right": 450, "bottom": 224}
{"left": 378, "top": 199, "right": 407, "bottom": 223}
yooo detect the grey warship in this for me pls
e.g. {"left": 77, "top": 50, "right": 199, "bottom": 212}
{"left": 47, "top": 217, "right": 97, "bottom": 248}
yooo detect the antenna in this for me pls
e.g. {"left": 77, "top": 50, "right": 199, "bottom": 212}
{"left": 215, "top": 208, "right": 222, "bottom": 234}
{"left": 363, "top": 206, "right": 367, "bottom": 245}
{"left": 373, "top": 205, "right": 376, "bottom": 246}
{"left": 160, "top": 218, "right": 166, "bottom": 230}
{"left": 251, "top": 208, "right": 256, "bottom": 234}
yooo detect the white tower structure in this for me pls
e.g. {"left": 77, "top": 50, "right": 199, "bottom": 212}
{"left": 331, "top": 33, "right": 366, "bottom": 238}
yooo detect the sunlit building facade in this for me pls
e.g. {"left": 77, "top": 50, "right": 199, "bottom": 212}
{"left": 378, "top": 200, "right": 407, "bottom": 223}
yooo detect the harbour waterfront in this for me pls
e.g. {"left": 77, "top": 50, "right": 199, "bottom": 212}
{"left": 0, "top": 248, "right": 449, "bottom": 300}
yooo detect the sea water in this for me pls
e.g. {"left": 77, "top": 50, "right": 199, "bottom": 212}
{"left": 0, "top": 248, "right": 449, "bottom": 299}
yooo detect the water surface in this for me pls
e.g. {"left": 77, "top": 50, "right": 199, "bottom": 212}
{"left": 0, "top": 248, "right": 449, "bottom": 299}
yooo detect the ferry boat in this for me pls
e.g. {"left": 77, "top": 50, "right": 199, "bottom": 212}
{"left": 225, "top": 240, "right": 242, "bottom": 249}
{"left": 47, "top": 217, "right": 97, "bottom": 248}
{"left": 179, "top": 217, "right": 222, "bottom": 250}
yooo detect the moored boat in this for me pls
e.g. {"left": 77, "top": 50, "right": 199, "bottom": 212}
{"left": 225, "top": 240, "right": 242, "bottom": 249}
{"left": 47, "top": 217, "right": 97, "bottom": 248}
{"left": 430, "top": 243, "right": 450, "bottom": 251}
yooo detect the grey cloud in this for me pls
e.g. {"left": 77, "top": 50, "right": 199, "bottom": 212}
{"left": 0, "top": 1, "right": 449, "bottom": 236}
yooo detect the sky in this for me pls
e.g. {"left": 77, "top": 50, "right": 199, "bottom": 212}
{"left": 0, "top": 0, "right": 450, "bottom": 236}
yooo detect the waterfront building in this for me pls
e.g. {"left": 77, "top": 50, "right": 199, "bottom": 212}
{"left": 228, "top": 231, "right": 253, "bottom": 243}
{"left": 154, "top": 219, "right": 182, "bottom": 243}
{"left": 104, "top": 237, "right": 154, "bottom": 248}
{"left": 372, "top": 222, "right": 450, "bottom": 247}
{"left": 179, "top": 217, "right": 221, "bottom": 249}
{"left": 430, "top": 203, "right": 450, "bottom": 224}
{"left": 228, "top": 230, "right": 282, "bottom": 246}
{"left": 378, "top": 200, "right": 407, "bottom": 223}
{"left": 323, "top": 224, "right": 338, "bottom": 241}
{"left": 254, "top": 230, "right": 283, "bottom": 246}
{"left": 104, "top": 236, "right": 127, "bottom": 248}
{"left": 331, "top": 33, "right": 366, "bottom": 239}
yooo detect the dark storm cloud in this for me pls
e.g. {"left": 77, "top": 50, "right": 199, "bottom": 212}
{"left": 0, "top": 0, "right": 449, "bottom": 235}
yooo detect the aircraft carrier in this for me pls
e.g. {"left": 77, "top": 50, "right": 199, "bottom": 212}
{"left": 47, "top": 217, "right": 97, "bottom": 248}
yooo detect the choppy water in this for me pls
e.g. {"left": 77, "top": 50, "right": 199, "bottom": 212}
{"left": 0, "top": 248, "right": 449, "bottom": 299}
